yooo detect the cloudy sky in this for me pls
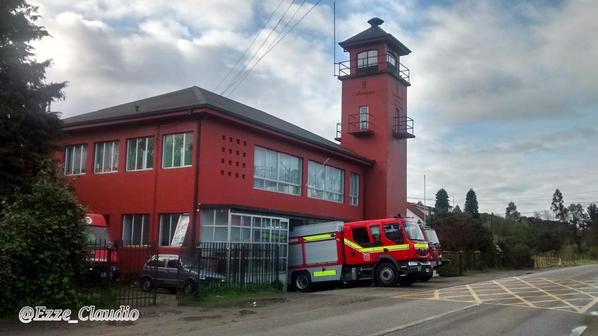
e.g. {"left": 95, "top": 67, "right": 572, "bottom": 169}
{"left": 31, "top": 0, "right": 598, "bottom": 216}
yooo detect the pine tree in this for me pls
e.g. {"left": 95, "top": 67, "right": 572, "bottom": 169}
{"left": 505, "top": 202, "right": 520, "bottom": 221}
{"left": 434, "top": 188, "right": 450, "bottom": 215}
{"left": 464, "top": 189, "right": 479, "bottom": 218}
{"left": 453, "top": 205, "right": 462, "bottom": 214}
{"left": 550, "top": 189, "right": 567, "bottom": 222}
{"left": 0, "top": 0, "right": 66, "bottom": 197}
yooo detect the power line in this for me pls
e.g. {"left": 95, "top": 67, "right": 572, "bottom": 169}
{"left": 223, "top": 0, "right": 322, "bottom": 97}
{"left": 220, "top": 0, "right": 298, "bottom": 96}
{"left": 214, "top": 0, "right": 287, "bottom": 92}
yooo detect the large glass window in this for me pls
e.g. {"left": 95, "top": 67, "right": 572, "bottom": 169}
{"left": 253, "top": 146, "right": 302, "bottom": 195}
{"left": 122, "top": 214, "right": 149, "bottom": 245}
{"left": 307, "top": 161, "right": 344, "bottom": 202}
{"left": 384, "top": 223, "right": 404, "bottom": 244}
{"left": 159, "top": 213, "right": 189, "bottom": 246}
{"left": 162, "top": 132, "right": 192, "bottom": 168}
{"left": 350, "top": 173, "right": 359, "bottom": 206}
{"left": 64, "top": 144, "right": 87, "bottom": 175}
{"left": 94, "top": 140, "right": 119, "bottom": 173}
{"left": 126, "top": 137, "right": 153, "bottom": 171}
{"left": 357, "top": 49, "right": 378, "bottom": 69}
{"left": 387, "top": 53, "right": 397, "bottom": 68}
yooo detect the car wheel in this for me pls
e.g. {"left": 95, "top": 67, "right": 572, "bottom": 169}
{"left": 294, "top": 272, "right": 312, "bottom": 292}
{"left": 375, "top": 262, "right": 398, "bottom": 286}
{"left": 183, "top": 280, "right": 196, "bottom": 295}
{"left": 398, "top": 276, "right": 416, "bottom": 286}
{"left": 141, "top": 277, "right": 153, "bottom": 292}
{"left": 419, "top": 274, "right": 433, "bottom": 282}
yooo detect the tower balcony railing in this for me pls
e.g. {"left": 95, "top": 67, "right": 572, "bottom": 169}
{"left": 347, "top": 113, "right": 375, "bottom": 136}
{"left": 393, "top": 114, "right": 415, "bottom": 139}
{"left": 335, "top": 54, "right": 410, "bottom": 83}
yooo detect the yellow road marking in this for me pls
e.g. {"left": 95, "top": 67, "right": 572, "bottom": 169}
{"left": 492, "top": 280, "right": 536, "bottom": 308}
{"left": 466, "top": 285, "right": 482, "bottom": 304}
{"left": 579, "top": 298, "right": 598, "bottom": 314}
{"left": 569, "top": 279, "right": 598, "bottom": 290}
{"left": 433, "top": 290, "right": 439, "bottom": 300}
{"left": 540, "top": 278, "right": 595, "bottom": 298}
{"left": 515, "top": 277, "right": 581, "bottom": 313}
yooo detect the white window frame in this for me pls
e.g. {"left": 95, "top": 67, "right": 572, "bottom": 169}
{"left": 253, "top": 146, "right": 302, "bottom": 196}
{"left": 307, "top": 161, "right": 345, "bottom": 203}
{"left": 350, "top": 173, "right": 359, "bottom": 206}
{"left": 162, "top": 132, "right": 192, "bottom": 169}
{"left": 359, "top": 106, "right": 369, "bottom": 129}
{"left": 159, "top": 213, "right": 189, "bottom": 246}
{"left": 387, "top": 53, "right": 397, "bottom": 68}
{"left": 357, "top": 49, "right": 378, "bottom": 68}
{"left": 64, "top": 144, "right": 87, "bottom": 176}
{"left": 122, "top": 214, "right": 149, "bottom": 246}
{"left": 94, "top": 140, "right": 119, "bottom": 173}
{"left": 126, "top": 137, "right": 154, "bottom": 171}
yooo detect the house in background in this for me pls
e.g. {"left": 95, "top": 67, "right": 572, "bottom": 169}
{"left": 55, "top": 18, "right": 415, "bottom": 258}
{"left": 406, "top": 202, "right": 433, "bottom": 223}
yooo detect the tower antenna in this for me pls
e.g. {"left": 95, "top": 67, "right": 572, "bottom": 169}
{"left": 333, "top": 0, "right": 336, "bottom": 76}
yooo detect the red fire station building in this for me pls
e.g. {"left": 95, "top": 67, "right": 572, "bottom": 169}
{"left": 57, "top": 18, "right": 414, "bottom": 256}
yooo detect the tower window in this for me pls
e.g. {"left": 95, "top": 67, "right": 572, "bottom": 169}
{"left": 387, "top": 53, "right": 397, "bottom": 69}
{"left": 359, "top": 106, "right": 369, "bottom": 129}
{"left": 357, "top": 50, "right": 378, "bottom": 72}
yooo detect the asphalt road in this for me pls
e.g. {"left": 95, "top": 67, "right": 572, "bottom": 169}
{"left": 4, "top": 264, "right": 597, "bottom": 336}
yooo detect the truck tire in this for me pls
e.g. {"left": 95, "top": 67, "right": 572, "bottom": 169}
{"left": 293, "top": 271, "right": 312, "bottom": 292}
{"left": 398, "top": 276, "right": 416, "bottom": 286}
{"left": 375, "top": 262, "right": 398, "bottom": 286}
{"left": 419, "top": 274, "right": 433, "bottom": 282}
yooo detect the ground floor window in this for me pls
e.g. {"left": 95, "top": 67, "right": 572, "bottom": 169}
{"left": 159, "top": 213, "right": 189, "bottom": 246}
{"left": 122, "top": 214, "right": 149, "bottom": 245}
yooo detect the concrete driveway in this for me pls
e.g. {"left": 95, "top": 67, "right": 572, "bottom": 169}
{"left": 3, "top": 264, "right": 597, "bottom": 336}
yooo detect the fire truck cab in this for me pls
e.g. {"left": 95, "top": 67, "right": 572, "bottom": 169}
{"left": 288, "top": 217, "right": 432, "bottom": 291}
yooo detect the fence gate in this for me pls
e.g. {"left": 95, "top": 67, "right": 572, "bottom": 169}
{"left": 85, "top": 240, "right": 158, "bottom": 307}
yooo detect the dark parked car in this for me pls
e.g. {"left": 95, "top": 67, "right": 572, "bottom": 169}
{"left": 139, "top": 254, "right": 225, "bottom": 294}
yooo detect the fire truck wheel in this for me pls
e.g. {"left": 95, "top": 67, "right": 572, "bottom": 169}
{"left": 419, "top": 274, "right": 433, "bottom": 282}
{"left": 398, "top": 276, "right": 416, "bottom": 286}
{"left": 293, "top": 271, "right": 312, "bottom": 292}
{"left": 375, "top": 262, "right": 398, "bottom": 286}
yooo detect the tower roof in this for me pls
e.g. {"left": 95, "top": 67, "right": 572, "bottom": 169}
{"left": 339, "top": 17, "right": 411, "bottom": 56}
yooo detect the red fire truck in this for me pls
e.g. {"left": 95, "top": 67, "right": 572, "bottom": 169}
{"left": 288, "top": 217, "right": 432, "bottom": 291}
{"left": 419, "top": 224, "right": 446, "bottom": 282}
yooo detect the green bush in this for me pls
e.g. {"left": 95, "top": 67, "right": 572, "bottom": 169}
{"left": 0, "top": 162, "right": 87, "bottom": 316}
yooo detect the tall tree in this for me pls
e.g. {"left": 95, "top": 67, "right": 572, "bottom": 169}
{"left": 567, "top": 203, "right": 588, "bottom": 245}
{"left": 587, "top": 204, "right": 598, "bottom": 245}
{"left": 550, "top": 189, "right": 567, "bottom": 222}
{"left": 505, "top": 202, "right": 520, "bottom": 221}
{"left": 0, "top": 0, "right": 65, "bottom": 197}
{"left": 434, "top": 188, "right": 450, "bottom": 215}
{"left": 453, "top": 204, "right": 462, "bottom": 214}
{"left": 464, "top": 189, "right": 479, "bottom": 218}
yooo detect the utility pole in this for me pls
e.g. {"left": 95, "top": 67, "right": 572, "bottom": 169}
{"left": 491, "top": 212, "right": 494, "bottom": 235}
{"left": 423, "top": 174, "right": 426, "bottom": 206}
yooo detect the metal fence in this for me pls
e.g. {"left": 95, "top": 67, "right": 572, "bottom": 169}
{"left": 176, "top": 242, "right": 283, "bottom": 302}
{"left": 438, "top": 250, "right": 485, "bottom": 276}
{"left": 83, "top": 240, "right": 157, "bottom": 306}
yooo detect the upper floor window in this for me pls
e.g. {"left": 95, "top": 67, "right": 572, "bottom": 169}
{"left": 350, "top": 173, "right": 359, "bottom": 206}
{"left": 307, "top": 161, "right": 344, "bottom": 203}
{"left": 94, "top": 140, "right": 119, "bottom": 173}
{"left": 254, "top": 146, "right": 301, "bottom": 195}
{"left": 359, "top": 106, "right": 369, "bottom": 129}
{"left": 387, "top": 53, "right": 397, "bottom": 68}
{"left": 357, "top": 49, "right": 378, "bottom": 69}
{"left": 64, "top": 144, "right": 87, "bottom": 175}
{"left": 127, "top": 136, "right": 153, "bottom": 171}
{"left": 122, "top": 214, "right": 149, "bottom": 246}
{"left": 163, "top": 132, "right": 192, "bottom": 168}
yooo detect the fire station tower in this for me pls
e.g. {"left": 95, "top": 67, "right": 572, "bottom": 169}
{"left": 336, "top": 17, "right": 414, "bottom": 219}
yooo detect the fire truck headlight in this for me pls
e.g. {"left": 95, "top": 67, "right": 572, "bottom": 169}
{"left": 408, "top": 261, "right": 418, "bottom": 266}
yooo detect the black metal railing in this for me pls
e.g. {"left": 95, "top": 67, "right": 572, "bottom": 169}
{"left": 392, "top": 114, "right": 414, "bottom": 138}
{"left": 83, "top": 240, "right": 158, "bottom": 307}
{"left": 176, "top": 242, "right": 284, "bottom": 302}
{"left": 335, "top": 54, "right": 410, "bottom": 83}
{"left": 347, "top": 113, "right": 375, "bottom": 135}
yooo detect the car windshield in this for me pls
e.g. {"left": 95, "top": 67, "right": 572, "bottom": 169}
{"left": 425, "top": 228, "right": 440, "bottom": 244}
{"left": 86, "top": 226, "right": 113, "bottom": 244}
{"left": 404, "top": 221, "right": 425, "bottom": 241}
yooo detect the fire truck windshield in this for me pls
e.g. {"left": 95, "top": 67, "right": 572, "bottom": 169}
{"left": 425, "top": 228, "right": 440, "bottom": 244}
{"left": 404, "top": 222, "right": 425, "bottom": 241}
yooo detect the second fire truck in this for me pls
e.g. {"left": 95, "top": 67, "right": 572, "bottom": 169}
{"left": 288, "top": 216, "right": 432, "bottom": 291}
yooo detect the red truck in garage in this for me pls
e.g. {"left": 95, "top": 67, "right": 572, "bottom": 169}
{"left": 288, "top": 216, "right": 432, "bottom": 291}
